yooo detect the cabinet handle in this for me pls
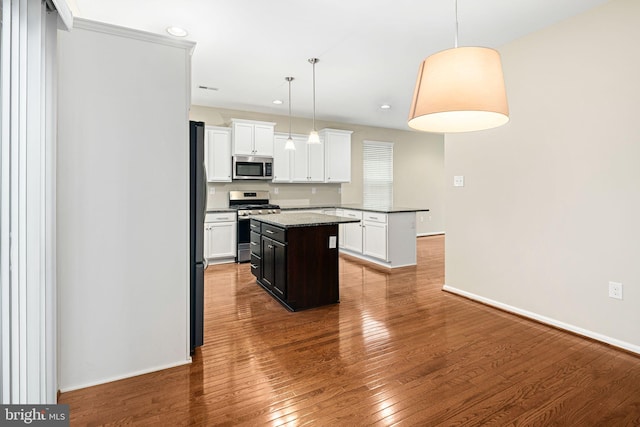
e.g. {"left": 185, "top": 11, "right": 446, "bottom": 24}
{"left": 268, "top": 244, "right": 274, "bottom": 249}
{"left": 250, "top": 224, "right": 258, "bottom": 229}
{"left": 216, "top": 217, "right": 228, "bottom": 220}
{"left": 265, "top": 230, "right": 274, "bottom": 234}
{"left": 250, "top": 242, "right": 257, "bottom": 246}
{"left": 370, "top": 216, "right": 378, "bottom": 220}
{"left": 250, "top": 264, "right": 258, "bottom": 269}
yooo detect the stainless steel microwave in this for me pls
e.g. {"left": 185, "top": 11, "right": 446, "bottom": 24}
{"left": 232, "top": 155, "right": 273, "bottom": 180}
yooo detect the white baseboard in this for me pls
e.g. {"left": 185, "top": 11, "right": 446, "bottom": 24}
{"left": 417, "top": 231, "right": 445, "bottom": 237}
{"left": 59, "top": 358, "right": 192, "bottom": 393}
{"left": 443, "top": 284, "right": 640, "bottom": 355}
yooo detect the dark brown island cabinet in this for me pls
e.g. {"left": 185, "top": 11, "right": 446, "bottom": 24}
{"left": 249, "top": 213, "right": 360, "bottom": 311}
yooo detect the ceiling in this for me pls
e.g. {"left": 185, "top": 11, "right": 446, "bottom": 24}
{"left": 71, "top": 0, "right": 610, "bottom": 131}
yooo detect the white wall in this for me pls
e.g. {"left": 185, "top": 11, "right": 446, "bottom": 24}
{"left": 444, "top": 0, "right": 640, "bottom": 353}
{"left": 56, "top": 20, "right": 195, "bottom": 390}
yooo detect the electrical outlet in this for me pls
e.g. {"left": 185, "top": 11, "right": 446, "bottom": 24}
{"left": 312, "top": 187, "right": 317, "bottom": 194}
{"left": 608, "top": 281, "right": 623, "bottom": 300}
{"left": 273, "top": 187, "right": 279, "bottom": 194}
{"left": 454, "top": 176, "right": 465, "bottom": 187}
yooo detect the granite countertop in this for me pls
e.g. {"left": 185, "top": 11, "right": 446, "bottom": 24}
{"left": 279, "top": 204, "right": 429, "bottom": 214}
{"left": 249, "top": 213, "right": 360, "bottom": 229}
{"left": 207, "top": 205, "right": 429, "bottom": 214}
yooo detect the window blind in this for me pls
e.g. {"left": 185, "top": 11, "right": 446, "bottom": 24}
{"left": 363, "top": 141, "right": 393, "bottom": 208}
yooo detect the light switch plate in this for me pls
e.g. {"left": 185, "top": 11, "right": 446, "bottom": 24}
{"left": 329, "top": 236, "right": 337, "bottom": 249}
{"left": 454, "top": 176, "right": 465, "bottom": 187}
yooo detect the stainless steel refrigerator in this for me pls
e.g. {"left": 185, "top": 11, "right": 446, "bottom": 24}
{"left": 189, "top": 120, "right": 207, "bottom": 354}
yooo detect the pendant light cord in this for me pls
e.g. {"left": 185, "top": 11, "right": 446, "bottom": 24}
{"left": 287, "top": 77, "right": 292, "bottom": 138}
{"left": 454, "top": 0, "right": 459, "bottom": 48}
{"left": 311, "top": 59, "right": 317, "bottom": 131}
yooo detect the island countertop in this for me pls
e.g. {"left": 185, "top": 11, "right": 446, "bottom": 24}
{"left": 279, "top": 204, "right": 429, "bottom": 214}
{"left": 249, "top": 213, "right": 360, "bottom": 229}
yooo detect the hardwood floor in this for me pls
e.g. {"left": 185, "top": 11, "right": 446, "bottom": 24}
{"left": 59, "top": 235, "right": 640, "bottom": 426}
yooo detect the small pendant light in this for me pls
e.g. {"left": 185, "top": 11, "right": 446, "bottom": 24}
{"left": 307, "top": 58, "right": 321, "bottom": 144}
{"left": 408, "top": 0, "right": 509, "bottom": 133}
{"left": 284, "top": 77, "right": 295, "bottom": 150}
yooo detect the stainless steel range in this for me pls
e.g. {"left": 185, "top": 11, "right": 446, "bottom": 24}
{"left": 229, "top": 191, "right": 281, "bottom": 262}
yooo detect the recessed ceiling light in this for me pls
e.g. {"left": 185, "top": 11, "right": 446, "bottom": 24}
{"left": 273, "top": 99, "right": 283, "bottom": 105}
{"left": 380, "top": 104, "right": 391, "bottom": 110}
{"left": 166, "top": 26, "right": 188, "bottom": 37}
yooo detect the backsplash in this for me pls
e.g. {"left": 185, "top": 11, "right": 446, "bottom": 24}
{"left": 207, "top": 181, "right": 342, "bottom": 209}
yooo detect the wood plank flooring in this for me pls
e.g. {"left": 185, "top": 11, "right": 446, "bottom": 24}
{"left": 59, "top": 235, "right": 640, "bottom": 426}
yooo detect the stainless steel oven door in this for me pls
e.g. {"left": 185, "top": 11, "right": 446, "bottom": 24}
{"left": 237, "top": 217, "right": 251, "bottom": 262}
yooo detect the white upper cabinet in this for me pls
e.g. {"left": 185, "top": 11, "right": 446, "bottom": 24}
{"left": 231, "top": 119, "right": 275, "bottom": 156}
{"left": 321, "top": 129, "right": 353, "bottom": 183}
{"left": 273, "top": 133, "right": 293, "bottom": 182}
{"left": 204, "top": 126, "right": 232, "bottom": 182}
{"left": 291, "top": 135, "right": 324, "bottom": 182}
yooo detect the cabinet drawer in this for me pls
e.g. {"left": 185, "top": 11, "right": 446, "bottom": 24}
{"left": 250, "top": 253, "right": 261, "bottom": 278}
{"left": 249, "top": 219, "right": 261, "bottom": 232}
{"left": 261, "top": 224, "right": 286, "bottom": 243}
{"left": 250, "top": 231, "right": 261, "bottom": 256}
{"left": 205, "top": 212, "right": 236, "bottom": 223}
{"left": 342, "top": 209, "right": 362, "bottom": 220}
{"left": 363, "top": 212, "right": 387, "bottom": 223}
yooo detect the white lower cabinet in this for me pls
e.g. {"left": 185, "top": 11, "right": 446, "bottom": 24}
{"left": 362, "top": 213, "right": 388, "bottom": 261}
{"left": 340, "top": 210, "right": 363, "bottom": 253}
{"left": 204, "top": 212, "right": 237, "bottom": 264}
{"left": 337, "top": 210, "right": 416, "bottom": 268}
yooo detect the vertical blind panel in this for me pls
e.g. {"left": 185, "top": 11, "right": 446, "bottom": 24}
{"left": 0, "top": 0, "right": 59, "bottom": 404}
{"left": 363, "top": 141, "right": 393, "bottom": 208}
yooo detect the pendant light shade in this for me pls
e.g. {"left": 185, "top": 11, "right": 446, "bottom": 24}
{"left": 285, "top": 137, "right": 296, "bottom": 150}
{"left": 408, "top": 0, "right": 509, "bottom": 133}
{"left": 408, "top": 47, "right": 509, "bottom": 133}
{"left": 307, "top": 58, "right": 321, "bottom": 144}
{"left": 285, "top": 76, "right": 296, "bottom": 150}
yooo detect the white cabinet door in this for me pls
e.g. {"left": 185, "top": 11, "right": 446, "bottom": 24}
{"left": 363, "top": 221, "right": 387, "bottom": 261}
{"left": 322, "top": 129, "right": 352, "bottom": 183}
{"left": 343, "top": 222, "right": 363, "bottom": 253}
{"left": 290, "top": 135, "right": 323, "bottom": 182}
{"left": 204, "top": 126, "right": 232, "bottom": 182}
{"left": 231, "top": 119, "right": 275, "bottom": 156}
{"left": 342, "top": 210, "right": 363, "bottom": 253}
{"left": 232, "top": 122, "right": 254, "bottom": 155}
{"left": 205, "top": 222, "right": 237, "bottom": 259}
{"left": 308, "top": 139, "right": 325, "bottom": 182}
{"left": 204, "top": 212, "right": 237, "bottom": 262}
{"left": 253, "top": 124, "right": 274, "bottom": 156}
{"left": 273, "top": 134, "right": 292, "bottom": 182}
{"left": 291, "top": 137, "right": 310, "bottom": 182}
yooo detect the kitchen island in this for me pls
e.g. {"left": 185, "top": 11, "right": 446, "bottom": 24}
{"left": 249, "top": 213, "right": 360, "bottom": 311}
{"left": 279, "top": 205, "right": 428, "bottom": 268}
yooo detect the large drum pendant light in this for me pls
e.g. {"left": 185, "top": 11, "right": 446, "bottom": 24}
{"left": 408, "top": 0, "right": 509, "bottom": 133}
